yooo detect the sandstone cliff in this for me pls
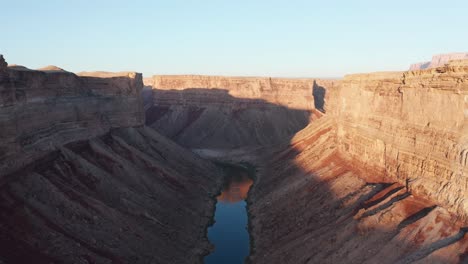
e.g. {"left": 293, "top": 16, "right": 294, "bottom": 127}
{"left": 336, "top": 60, "right": 468, "bottom": 220}
{"left": 0, "top": 58, "right": 144, "bottom": 178}
{"left": 145, "top": 75, "right": 336, "bottom": 148}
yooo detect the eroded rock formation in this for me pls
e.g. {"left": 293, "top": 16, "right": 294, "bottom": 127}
{"left": 144, "top": 75, "right": 335, "bottom": 148}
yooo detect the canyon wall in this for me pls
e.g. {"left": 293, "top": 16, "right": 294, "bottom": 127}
{"left": 247, "top": 60, "right": 468, "bottom": 263}
{"left": 151, "top": 75, "right": 319, "bottom": 110}
{"left": 0, "top": 56, "right": 144, "bottom": 178}
{"left": 145, "top": 75, "right": 336, "bottom": 148}
{"left": 335, "top": 60, "right": 468, "bottom": 220}
{"left": 249, "top": 115, "right": 468, "bottom": 264}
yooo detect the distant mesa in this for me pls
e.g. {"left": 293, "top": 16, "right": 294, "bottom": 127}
{"left": 7, "top": 64, "right": 32, "bottom": 71}
{"left": 410, "top": 52, "right": 468, "bottom": 70}
{"left": 77, "top": 71, "right": 138, "bottom": 78}
{"left": 37, "top": 65, "right": 68, "bottom": 72}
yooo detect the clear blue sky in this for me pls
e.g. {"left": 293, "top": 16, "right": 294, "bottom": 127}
{"left": 1, "top": 0, "right": 467, "bottom": 78}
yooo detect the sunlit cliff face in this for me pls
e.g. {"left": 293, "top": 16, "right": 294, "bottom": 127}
{"left": 217, "top": 172, "right": 253, "bottom": 203}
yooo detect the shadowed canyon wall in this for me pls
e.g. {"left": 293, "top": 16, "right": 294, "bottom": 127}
{"left": 144, "top": 75, "right": 336, "bottom": 148}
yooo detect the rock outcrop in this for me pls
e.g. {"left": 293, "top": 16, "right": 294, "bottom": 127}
{"left": 0, "top": 65, "right": 144, "bottom": 178}
{"left": 410, "top": 52, "right": 468, "bottom": 70}
{"left": 145, "top": 75, "right": 335, "bottom": 148}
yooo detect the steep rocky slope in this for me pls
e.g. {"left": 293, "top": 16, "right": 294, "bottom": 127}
{"left": 144, "top": 75, "right": 336, "bottom": 148}
{"left": 0, "top": 56, "right": 222, "bottom": 264}
{"left": 0, "top": 127, "right": 221, "bottom": 264}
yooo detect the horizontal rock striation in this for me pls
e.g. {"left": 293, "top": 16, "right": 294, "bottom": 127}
{"left": 145, "top": 75, "right": 336, "bottom": 148}
{"left": 150, "top": 75, "right": 324, "bottom": 109}
{"left": 336, "top": 60, "right": 468, "bottom": 220}
{"left": 0, "top": 58, "right": 144, "bottom": 178}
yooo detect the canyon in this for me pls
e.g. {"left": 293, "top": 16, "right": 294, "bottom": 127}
{"left": 1, "top": 53, "right": 467, "bottom": 263}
